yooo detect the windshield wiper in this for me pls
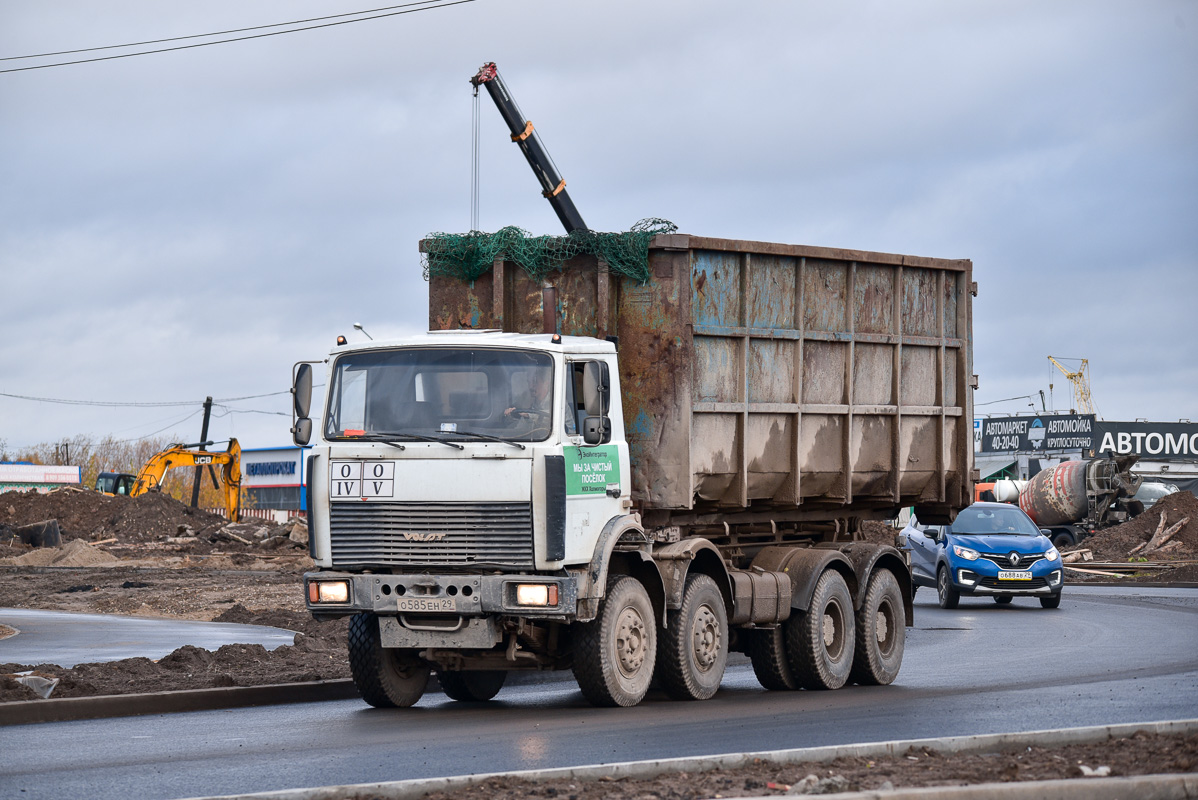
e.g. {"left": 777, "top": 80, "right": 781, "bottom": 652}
{"left": 443, "top": 430, "right": 527, "bottom": 450}
{"left": 355, "top": 431, "right": 464, "bottom": 451}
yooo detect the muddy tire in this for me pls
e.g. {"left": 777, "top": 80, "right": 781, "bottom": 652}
{"left": 785, "top": 570, "right": 856, "bottom": 690}
{"left": 438, "top": 670, "right": 506, "bottom": 702}
{"left": 573, "top": 575, "right": 657, "bottom": 707}
{"left": 747, "top": 625, "right": 797, "bottom": 691}
{"left": 657, "top": 574, "right": 728, "bottom": 700}
{"left": 347, "top": 613, "right": 430, "bottom": 708}
{"left": 1040, "top": 593, "right": 1062, "bottom": 609}
{"left": 937, "top": 566, "right": 960, "bottom": 610}
{"left": 849, "top": 569, "right": 904, "bottom": 686}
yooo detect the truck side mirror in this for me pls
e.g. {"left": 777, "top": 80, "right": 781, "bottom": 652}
{"left": 583, "top": 361, "right": 609, "bottom": 416}
{"left": 583, "top": 416, "right": 611, "bottom": 445}
{"left": 291, "top": 417, "right": 312, "bottom": 446}
{"left": 582, "top": 361, "right": 611, "bottom": 445}
{"left": 293, "top": 363, "right": 313, "bottom": 419}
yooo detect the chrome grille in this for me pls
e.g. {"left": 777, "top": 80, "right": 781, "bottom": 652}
{"left": 979, "top": 552, "right": 1044, "bottom": 570}
{"left": 329, "top": 502, "right": 534, "bottom": 567}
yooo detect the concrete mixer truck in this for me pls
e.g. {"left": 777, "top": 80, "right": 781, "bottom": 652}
{"left": 1017, "top": 456, "right": 1143, "bottom": 549}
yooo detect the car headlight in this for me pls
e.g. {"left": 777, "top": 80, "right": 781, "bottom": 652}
{"left": 952, "top": 545, "right": 980, "bottom": 561}
{"left": 1045, "top": 546, "right": 1060, "bottom": 562}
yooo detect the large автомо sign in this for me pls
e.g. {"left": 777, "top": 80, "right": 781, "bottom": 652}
{"left": 1094, "top": 421, "right": 1198, "bottom": 460}
{"left": 980, "top": 415, "right": 1198, "bottom": 461}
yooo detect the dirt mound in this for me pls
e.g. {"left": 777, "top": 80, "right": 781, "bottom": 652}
{"left": 0, "top": 539, "right": 122, "bottom": 568}
{"left": 1084, "top": 491, "right": 1198, "bottom": 561}
{"left": 0, "top": 488, "right": 229, "bottom": 542}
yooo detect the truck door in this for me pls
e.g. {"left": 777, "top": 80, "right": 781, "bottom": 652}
{"left": 560, "top": 359, "right": 626, "bottom": 564}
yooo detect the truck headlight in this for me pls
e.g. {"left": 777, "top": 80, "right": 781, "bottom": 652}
{"left": 952, "top": 545, "right": 980, "bottom": 561}
{"left": 308, "top": 580, "right": 350, "bottom": 604}
{"left": 515, "top": 583, "right": 559, "bottom": 607}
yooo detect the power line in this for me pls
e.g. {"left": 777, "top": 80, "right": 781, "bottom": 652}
{"left": 2, "top": 1, "right": 447, "bottom": 62}
{"left": 0, "top": 389, "right": 290, "bottom": 407}
{"left": 1, "top": 0, "right": 476, "bottom": 75}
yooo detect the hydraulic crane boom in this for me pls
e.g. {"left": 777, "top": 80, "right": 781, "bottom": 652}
{"left": 471, "top": 62, "right": 588, "bottom": 234}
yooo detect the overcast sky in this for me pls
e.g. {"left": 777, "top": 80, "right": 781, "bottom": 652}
{"left": 1, "top": 0, "right": 1195, "bottom": 454}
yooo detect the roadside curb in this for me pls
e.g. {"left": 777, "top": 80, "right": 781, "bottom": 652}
{"left": 0, "top": 679, "right": 358, "bottom": 726}
{"left": 179, "top": 718, "right": 1198, "bottom": 800}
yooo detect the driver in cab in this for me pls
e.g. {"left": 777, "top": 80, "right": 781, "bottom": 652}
{"left": 504, "top": 368, "right": 552, "bottom": 423}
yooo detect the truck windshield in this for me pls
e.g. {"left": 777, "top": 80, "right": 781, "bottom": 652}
{"left": 951, "top": 505, "right": 1041, "bottom": 537}
{"left": 325, "top": 348, "right": 555, "bottom": 443}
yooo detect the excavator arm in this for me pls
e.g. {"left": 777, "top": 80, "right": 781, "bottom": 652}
{"left": 132, "top": 439, "right": 242, "bottom": 522}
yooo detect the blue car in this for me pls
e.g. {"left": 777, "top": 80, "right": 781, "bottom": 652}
{"left": 900, "top": 502, "right": 1064, "bottom": 609}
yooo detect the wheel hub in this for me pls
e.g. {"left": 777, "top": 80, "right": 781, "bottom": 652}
{"left": 691, "top": 604, "right": 720, "bottom": 670}
{"left": 615, "top": 607, "right": 647, "bottom": 674}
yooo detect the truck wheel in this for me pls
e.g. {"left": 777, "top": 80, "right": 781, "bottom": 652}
{"left": 849, "top": 569, "right": 905, "bottom": 686}
{"left": 785, "top": 570, "right": 856, "bottom": 690}
{"left": 657, "top": 574, "right": 727, "bottom": 700}
{"left": 347, "top": 613, "right": 430, "bottom": 708}
{"left": 747, "top": 626, "right": 797, "bottom": 691}
{"left": 936, "top": 566, "right": 960, "bottom": 610}
{"left": 573, "top": 575, "right": 657, "bottom": 707}
{"left": 438, "top": 670, "right": 506, "bottom": 702}
{"left": 1052, "top": 532, "right": 1075, "bottom": 549}
{"left": 1040, "top": 593, "right": 1062, "bottom": 609}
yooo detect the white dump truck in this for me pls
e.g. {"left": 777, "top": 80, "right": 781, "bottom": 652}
{"left": 292, "top": 234, "right": 975, "bottom": 708}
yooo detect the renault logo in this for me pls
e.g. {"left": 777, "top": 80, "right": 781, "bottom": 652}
{"left": 1008, "top": 552, "right": 1020, "bottom": 566}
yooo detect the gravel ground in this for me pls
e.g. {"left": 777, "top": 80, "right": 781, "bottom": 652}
{"left": 413, "top": 731, "right": 1198, "bottom": 799}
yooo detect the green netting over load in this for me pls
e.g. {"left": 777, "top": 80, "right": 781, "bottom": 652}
{"left": 422, "top": 218, "right": 677, "bottom": 285}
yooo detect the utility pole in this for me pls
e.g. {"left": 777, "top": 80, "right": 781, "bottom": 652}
{"left": 190, "top": 397, "right": 213, "bottom": 508}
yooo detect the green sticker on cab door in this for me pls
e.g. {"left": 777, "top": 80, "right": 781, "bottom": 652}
{"left": 564, "top": 446, "right": 621, "bottom": 496}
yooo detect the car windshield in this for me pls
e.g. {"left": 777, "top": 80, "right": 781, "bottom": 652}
{"left": 951, "top": 505, "right": 1040, "bottom": 536}
{"left": 324, "top": 347, "right": 554, "bottom": 443}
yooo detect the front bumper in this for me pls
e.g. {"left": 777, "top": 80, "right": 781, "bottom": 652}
{"left": 304, "top": 571, "right": 579, "bottom": 619}
{"left": 951, "top": 565, "right": 1064, "bottom": 595}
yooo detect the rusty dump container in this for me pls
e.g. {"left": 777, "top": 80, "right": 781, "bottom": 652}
{"left": 429, "top": 234, "right": 974, "bottom": 522}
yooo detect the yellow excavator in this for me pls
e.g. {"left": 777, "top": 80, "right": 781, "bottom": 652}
{"left": 95, "top": 439, "right": 242, "bottom": 521}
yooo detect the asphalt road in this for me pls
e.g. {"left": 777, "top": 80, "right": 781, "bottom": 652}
{"left": 0, "top": 609, "right": 297, "bottom": 668}
{"left": 2, "top": 585, "right": 1196, "bottom": 800}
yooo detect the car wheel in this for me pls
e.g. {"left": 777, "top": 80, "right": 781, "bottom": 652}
{"left": 438, "top": 670, "right": 506, "bottom": 702}
{"left": 347, "top": 613, "right": 430, "bottom": 708}
{"left": 936, "top": 566, "right": 960, "bottom": 610}
{"left": 1040, "top": 593, "right": 1062, "bottom": 609}
{"left": 784, "top": 570, "right": 856, "bottom": 690}
{"left": 994, "top": 595, "right": 1013, "bottom": 605}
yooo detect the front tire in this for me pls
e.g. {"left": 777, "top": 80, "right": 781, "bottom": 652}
{"left": 347, "top": 613, "right": 430, "bottom": 708}
{"left": 785, "top": 570, "right": 856, "bottom": 690}
{"left": 937, "top": 566, "right": 960, "bottom": 610}
{"left": 438, "top": 670, "right": 506, "bottom": 702}
{"left": 849, "top": 569, "right": 905, "bottom": 686}
{"left": 573, "top": 575, "right": 657, "bottom": 707}
{"left": 1040, "top": 593, "right": 1062, "bottom": 609}
{"left": 657, "top": 574, "right": 728, "bottom": 700}
{"left": 1052, "top": 532, "right": 1075, "bottom": 550}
